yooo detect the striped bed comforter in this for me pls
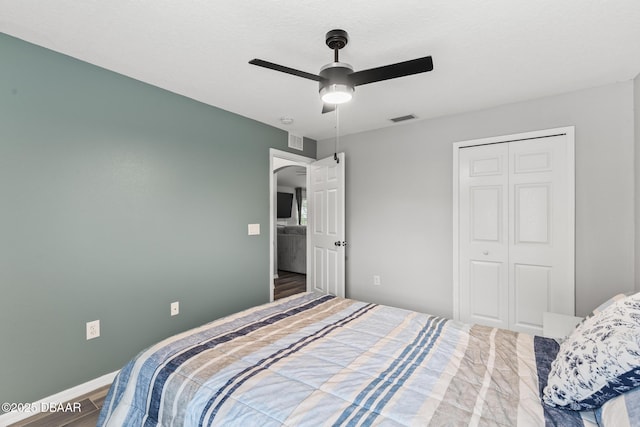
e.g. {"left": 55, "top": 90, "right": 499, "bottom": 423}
{"left": 98, "top": 293, "right": 596, "bottom": 426}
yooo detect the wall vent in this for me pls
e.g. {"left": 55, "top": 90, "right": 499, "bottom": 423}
{"left": 389, "top": 114, "right": 417, "bottom": 123}
{"left": 288, "top": 133, "right": 303, "bottom": 151}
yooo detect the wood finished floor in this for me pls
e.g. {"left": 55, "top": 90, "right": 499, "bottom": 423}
{"left": 274, "top": 270, "right": 306, "bottom": 300}
{"left": 11, "top": 276, "right": 304, "bottom": 426}
{"left": 9, "top": 384, "right": 110, "bottom": 427}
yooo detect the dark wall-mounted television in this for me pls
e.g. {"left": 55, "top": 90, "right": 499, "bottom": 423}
{"left": 277, "top": 192, "right": 294, "bottom": 218}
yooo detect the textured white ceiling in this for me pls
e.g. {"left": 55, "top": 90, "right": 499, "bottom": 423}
{"left": 2, "top": 0, "right": 640, "bottom": 140}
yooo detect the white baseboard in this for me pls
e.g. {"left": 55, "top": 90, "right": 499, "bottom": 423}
{"left": 0, "top": 370, "right": 119, "bottom": 426}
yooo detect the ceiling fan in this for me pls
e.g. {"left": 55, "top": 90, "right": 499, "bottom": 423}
{"left": 249, "top": 29, "right": 434, "bottom": 113}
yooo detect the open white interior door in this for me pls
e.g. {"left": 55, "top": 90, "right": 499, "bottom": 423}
{"left": 308, "top": 153, "right": 345, "bottom": 297}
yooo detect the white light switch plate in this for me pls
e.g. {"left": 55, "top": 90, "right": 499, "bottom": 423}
{"left": 248, "top": 224, "right": 260, "bottom": 235}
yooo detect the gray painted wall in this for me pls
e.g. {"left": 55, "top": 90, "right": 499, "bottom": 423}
{"left": 0, "top": 34, "right": 315, "bottom": 405}
{"left": 319, "top": 82, "right": 635, "bottom": 318}
{"left": 635, "top": 74, "right": 640, "bottom": 291}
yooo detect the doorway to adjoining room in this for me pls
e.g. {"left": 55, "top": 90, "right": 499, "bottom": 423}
{"left": 274, "top": 165, "right": 307, "bottom": 300}
{"left": 270, "top": 149, "right": 313, "bottom": 301}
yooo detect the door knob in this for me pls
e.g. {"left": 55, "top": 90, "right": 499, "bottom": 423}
{"left": 483, "top": 250, "right": 489, "bottom": 255}
{"left": 334, "top": 241, "right": 347, "bottom": 247}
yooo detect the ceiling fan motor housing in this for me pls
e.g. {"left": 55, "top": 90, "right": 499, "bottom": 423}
{"left": 319, "top": 62, "right": 353, "bottom": 86}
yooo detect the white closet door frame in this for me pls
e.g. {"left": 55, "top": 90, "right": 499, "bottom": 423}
{"left": 452, "top": 126, "right": 575, "bottom": 321}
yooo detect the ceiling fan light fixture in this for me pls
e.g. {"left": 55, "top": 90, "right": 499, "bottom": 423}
{"left": 320, "top": 84, "right": 354, "bottom": 104}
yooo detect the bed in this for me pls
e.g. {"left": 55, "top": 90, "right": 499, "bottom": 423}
{"left": 97, "top": 292, "right": 640, "bottom": 426}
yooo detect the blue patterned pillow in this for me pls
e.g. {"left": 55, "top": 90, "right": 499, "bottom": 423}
{"left": 542, "top": 292, "right": 640, "bottom": 410}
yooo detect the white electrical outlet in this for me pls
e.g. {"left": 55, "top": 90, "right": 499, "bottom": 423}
{"left": 171, "top": 301, "right": 179, "bottom": 316}
{"left": 86, "top": 320, "right": 100, "bottom": 340}
{"left": 373, "top": 275, "right": 381, "bottom": 286}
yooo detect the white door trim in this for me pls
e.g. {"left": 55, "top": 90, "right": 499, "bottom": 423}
{"left": 269, "top": 148, "right": 314, "bottom": 302}
{"left": 452, "top": 126, "right": 575, "bottom": 320}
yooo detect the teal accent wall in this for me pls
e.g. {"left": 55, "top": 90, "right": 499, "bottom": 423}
{"left": 0, "top": 33, "right": 316, "bottom": 405}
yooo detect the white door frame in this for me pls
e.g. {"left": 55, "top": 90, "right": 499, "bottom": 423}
{"left": 452, "top": 126, "right": 575, "bottom": 320}
{"left": 269, "top": 148, "right": 314, "bottom": 301}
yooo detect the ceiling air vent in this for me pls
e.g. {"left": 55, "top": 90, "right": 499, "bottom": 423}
{"left": 288, "top": 133, "right": 303, "bottom": 151}
{"left": 389, "top": 114, "right": 417, "bottom": 123}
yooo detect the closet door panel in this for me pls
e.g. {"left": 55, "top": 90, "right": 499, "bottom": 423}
{"left": 514, "top": 184, "right": 551, "bottom": 244}
{"left": 469, "top": 260, "right": 506, "bottom": 323}
{"left": 459, "top": 144, "right": 509, "bottom": 329}
{"left": 509, "top": 136, "right": 573, "bottom": 334}
{"left": 512, "top": 263, "right": 551, "bottom": 334}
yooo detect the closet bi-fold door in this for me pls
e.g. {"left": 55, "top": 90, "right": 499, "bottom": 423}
{"left": 508, "top": 136, "right": 573, "bottom": 335}
{"left": 459, "top": 143, "right": 509, "bottom": 329}
{"left": 458, "top": 133, "right": 573, "bottom": 335}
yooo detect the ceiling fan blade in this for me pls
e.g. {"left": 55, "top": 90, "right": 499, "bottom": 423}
{"left": 249, "top": 59, "right": 322, "bottom": 82}
{"left": 322, "top": 103, "right": 336, "bottom": 114}
{"left": 349, "top": 56, "right": 433, "bottom": 86}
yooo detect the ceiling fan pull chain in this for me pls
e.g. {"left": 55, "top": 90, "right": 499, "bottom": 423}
{"left": 334, "top": 105, "right": 340, "bottom": 163}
